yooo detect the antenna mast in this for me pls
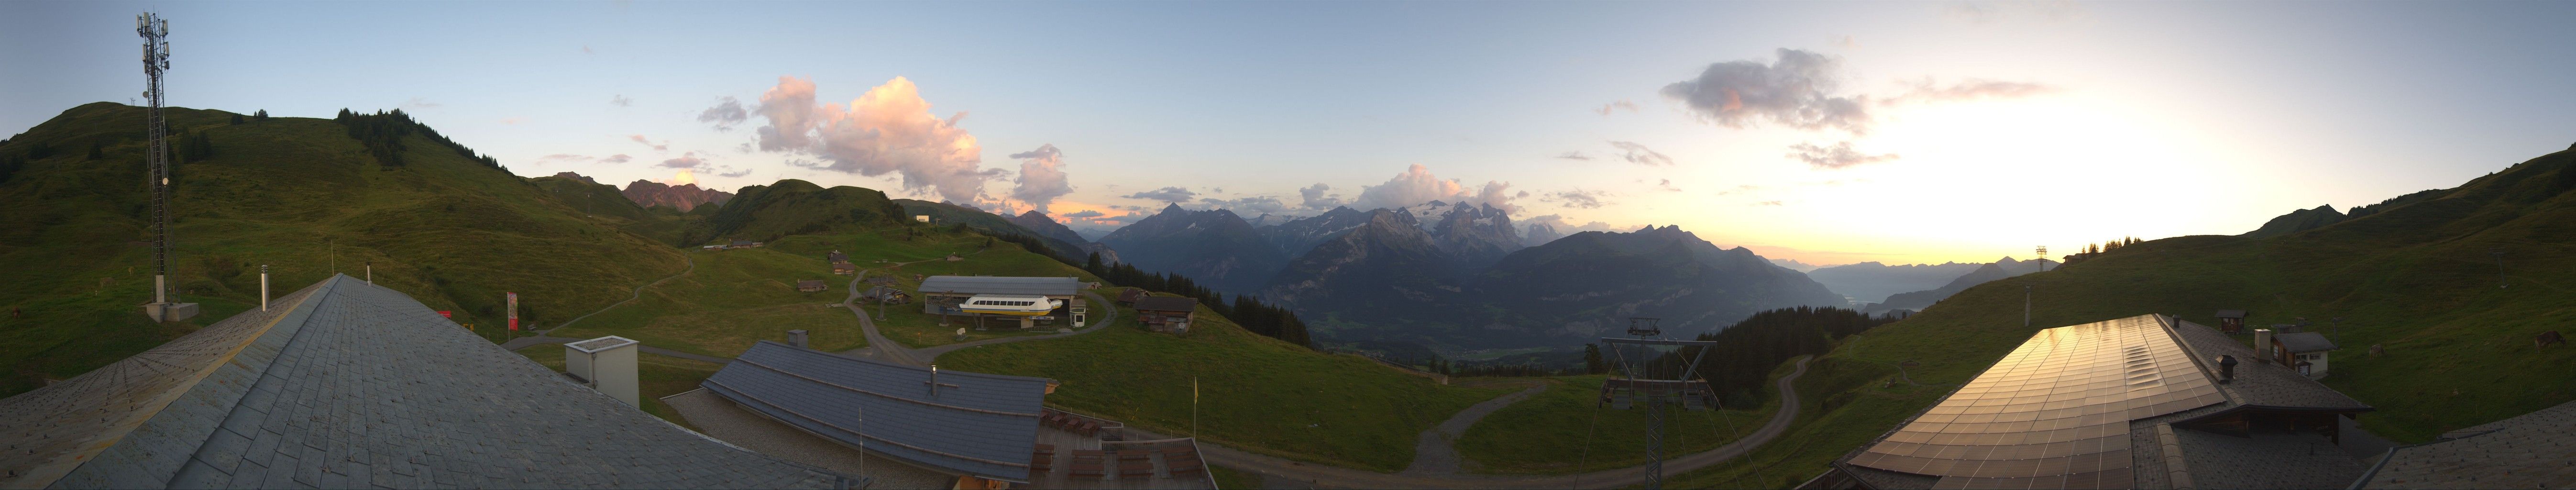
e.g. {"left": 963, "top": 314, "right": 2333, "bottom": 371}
{"left": 137, "top": 12, "right": 196, "bottom": 322}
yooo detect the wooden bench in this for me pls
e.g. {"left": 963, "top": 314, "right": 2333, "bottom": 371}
{"left": 1069, "top": 449, "right": 1107, "bottom": 480}
{"left": 1031, "top": 444, "right": 1055, "bottom": 474}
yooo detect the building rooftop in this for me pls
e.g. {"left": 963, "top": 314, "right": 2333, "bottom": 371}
{"left": 918, "top": 276, "right": 1081, "bottom": 297}
{"left": 1130, "top": 296, "right": 1199, "bottom": 312}
{"left": 702, "top": 341, "right": 1051, "bottom": 483}
{"left": 0, "top": 274, "right": 852, "bottom": 489}
{"left": 1816, "top": 314, "right": 2372, "bottom": 490}
{"left": 2274, "top": 331, "right": 2339, "bottom": 353}
{"left": 2355, "top": 398, "right": 2576, "bottom": 489}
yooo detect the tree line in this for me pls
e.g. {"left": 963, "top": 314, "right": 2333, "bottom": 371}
{"left": 1615, "top": 306, "right": 1894, "bottom": 407}
{"left": 1072, "top": 250, "right": 1314, "bottom": 348}
{"left": 333, "top": 109, "right": 504, "bottom": 171}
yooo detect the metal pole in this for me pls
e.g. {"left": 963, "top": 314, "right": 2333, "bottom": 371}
{"left": 259, "top": 265, "right": 268, "bottom": 311}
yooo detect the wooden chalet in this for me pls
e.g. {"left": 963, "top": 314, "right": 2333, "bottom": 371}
{"left": 2215, "top": 309, "right": 2248, "bottom": 334}
{"left": 832, "top": 261, "right": 857, "bottom": 275}
{"left": 795, "top": 279, "right": 827, "bottom": 292}
{"left": 1130, "top": 296, "right": 1197, "bottom": 334}
{"left": 1114, "top": 288, "right": 1146, "bottom": 306}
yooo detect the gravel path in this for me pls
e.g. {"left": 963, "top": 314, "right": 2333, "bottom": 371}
{"left": 497, "top": 253, "right": 696, "bottom": 351}
{"left": 665, "top": 389, "right": 952, "bottom": 489}
{"left": 1400, "top": 381, "right": 1548, "bottom": 475}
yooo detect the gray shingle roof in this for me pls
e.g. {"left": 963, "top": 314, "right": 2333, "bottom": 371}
{"left": 702, "top": 342, "right": 1049, "bottom": 482}
{"left": 2356, "top": 399, "right": 2576, "bottom": 488}
{"left": 2168, "top": 320, "right": 2368, "bottom": 410}
{"left": 1131, "top": 296, "right": 1199, "bottom": 313}
{"left": 2274, "top": 332, "right": 2338, "bottom": 353}
{"left": 0, "top": 274, "right": 850, "bottom": 489}
{"left": 916, "top": 276, "right": 1079, "bottom": 297}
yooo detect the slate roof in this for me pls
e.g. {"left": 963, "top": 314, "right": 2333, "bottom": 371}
{"left": 2275, "top": 332, "right": 2338, "bottom": 353}
{"left": 917, "top": 276, "right": 1080, "bottom": 297}
{"left": 1131, "top": 296, "right": 1199, "bottom": 313}
{"left": 0, "top": 274, "right": 851, "bottom": 489}
{"left": 2355, "top": 398, "right": 2576, "bottom": 489}
{"left": 702, "top": 342, "right": 1050, "bottom": 483}
{"left": 1817, "top": 315, "right": 2373, "bottom": 490}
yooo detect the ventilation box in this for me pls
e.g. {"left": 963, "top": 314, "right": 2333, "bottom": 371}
{"left": 566, "top": 335, "right": 640, "bottom": 407}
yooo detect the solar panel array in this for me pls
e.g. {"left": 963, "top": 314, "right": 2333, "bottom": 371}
{"left": 1848, "top": 315, "right": 2226, "bottom": 489}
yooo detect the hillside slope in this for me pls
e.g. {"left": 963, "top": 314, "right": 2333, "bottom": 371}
{"left": 0, "top": 102, "right": 686, "bottom": 396}
{"left": 1721, "top": 143, "right": 2576, "bottom": 484}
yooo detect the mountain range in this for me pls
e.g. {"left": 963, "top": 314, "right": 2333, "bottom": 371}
{"left": 620, "top": 179, "right": 734, "bottom": 212}
{"left": 1097, "top": 204, "right": 1288, "bottom": 293}
{"left": 1862, "top": 256, "right": 2057, "bottom": 314}
{"left": 1804, "top": 261, "right": 1984, "bottom": 304}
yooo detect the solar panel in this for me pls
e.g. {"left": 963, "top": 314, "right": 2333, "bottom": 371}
{"left": 1851, "top": 314, "right": 2225, "bottom": 489}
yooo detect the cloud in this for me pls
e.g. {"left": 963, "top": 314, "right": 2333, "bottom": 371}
{"left": 610, "top": 95, "right": 633, "bottom": 107}
{"left": 697, "top": 96, "right": 748, "bottom": 131}
{"left": 658, "top": 151, "right": 706, "bottom": 168}
{"left": 743, "top": 76, "right": 999, "bottom": 204}
{"left": 1123, "top": 187, "right": 1198, "bottom": 203}
{"left": 1837, "top": 35, "right": 1860, "bottom": 49}
{"left": 1945, "top": 1, "right": 2083, "bottom": 23}
{"left": 1555, "top": 151, "right": 1592, "bottom": 161}
{"left": 600, "top": 154, "right": 633, "bottom": 165}
{"left": 716, "top": 167, "right": 753, "bottom": 178}
{"left": 1717, "top": 184, "right": 1761, "bottom": 196}
{"left": 1757, "top": 200, "right": 1783, "bottom": 206}
{"left": 1008, "top": 144, "right": 1073, "bottom": 213}
{"left": 1544, "top": 189, "right": 1609, "bottom": 209}
{"left": 401, "top": 97, "right": 442, "bottom": 110}
{"left": 1882, "top": 78, "right": 2055, "bottom": 105}
{"left": 629, "top": 134, "right": 668, "bottom": 152}
{"left": 1660, "top": 48, "right": 1872, "bottom": 135}
{"left": 1607, "top": 141, "right": 1674, "bottom": 166}
{"left": 536, "top": 154, "right": 592, "bottom": 164}
{"left": 1656, "top": 179, "right": 1682, "bottom": 192}
{"left": 501, "top": 117, "right": 526, "bottom": 125}
{"left": 1200, "top": 196, "right": 1289, "bottom": 215}
{"left": 582, "top": 45, "right": 594, "bottom": 55}
{"left": 1298, "top": 183, "right": 1345, "bottom": 210}
{"left": 1523, "top": 214, "right": 1619, "bottom": 234}
{"left": 1063, "top": 210, "right": 1105, "bottom": 219}
{"left": 1350, "top": 164, "right": 1519, "bottom": 212}
{"left": 1785, "top": 141, "right": 1900, "bottom": 169}
{"left": 1594, "top": 100, "right": 1639, "bottom": 116}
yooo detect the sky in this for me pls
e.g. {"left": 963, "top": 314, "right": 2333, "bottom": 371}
{"left": 7, "top": 1, "right": 2575, "bottom": 266}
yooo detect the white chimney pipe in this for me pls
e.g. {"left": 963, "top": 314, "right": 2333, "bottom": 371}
{"left": 2253, "top": 329, "right": 2274, "bottom": 363}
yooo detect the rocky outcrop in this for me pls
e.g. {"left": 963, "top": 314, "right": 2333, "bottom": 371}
{"left": 1097, "top": 204, "right": 1288, "bottom": 294}
{"left": 622, "top": 180, "right": 734, "bottom": 212}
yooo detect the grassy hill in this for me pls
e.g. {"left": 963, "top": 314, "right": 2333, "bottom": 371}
{"left": 1452, "top": 374, "right": 1777, "bottom": 475}
{"left": 1670, "top": 144, "right": 2576, "bottom": 485}
{"left": 0, "top": 102, "right": 688, "bottom": 397}
{"left": 941, "top": 295, "right": 1518, "bottom": 472}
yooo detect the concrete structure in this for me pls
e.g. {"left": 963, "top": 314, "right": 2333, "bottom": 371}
{"left": 703, "top": 342, "right": 1053, "bottom": 485}
{"left": 0, "top": 274, "right": 854, "bottom": 489}
{"left": 2271, "top": 331, "right": 2337, "bottom": 378}
{"left": 1804, "top": 314, "right": 2373, "bottom": 490}
{"left": 565, "top": 335, "right": 641, "bottom": 407}
{"left": 141, "top": 301, "right": 199, "bottom": 322}
{"left": 1130, "top": 296, "right": 1197, "bottom": 334}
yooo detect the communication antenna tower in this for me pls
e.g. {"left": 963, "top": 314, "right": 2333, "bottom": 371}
{"left": 2036, "top": 245, "right": 2048, "bottom": 263}
{"left": 1599, "top": 317, "right": 1723, "bottom": 490}
{"left": 137, "top": 12, "right": 196, "bottom": 321}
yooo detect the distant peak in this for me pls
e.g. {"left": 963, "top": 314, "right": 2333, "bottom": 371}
{"left": 1160, "top": 203, "right": 1187, "bottom": 213}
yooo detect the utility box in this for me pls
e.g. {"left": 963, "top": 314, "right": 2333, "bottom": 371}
{"left": 1070, "top": 306, "right": 1087, "bottom": 327}
{"left": 142, "top": 302, "right": 199, "bottom": 322}
{"left": 787, "top": 329, "right": 808, "bottom": 348}
{"left": 566, "top": 336, "right": 640, "bottom": 408}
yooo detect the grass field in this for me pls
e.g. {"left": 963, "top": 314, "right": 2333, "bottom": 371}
{"left": 0, "top": 103, "right": 687, "bottom": 396}
{"left": 939, "top": 299, "right": 1517, "bottom": 473}
{"left": 1207, "top": 465, "right": 1258, "bottom": 490}
{"left": 1452, "top": 374, "right": 1775, "bottom": 475}
{"left": 547, "top": 247, "right": 868, "bottom": 358}
{"left": 514, "top": 344, "right": 725, "bottom": 431}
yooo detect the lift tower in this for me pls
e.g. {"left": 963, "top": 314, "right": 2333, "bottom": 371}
{"left": 1599, "top": 317, "right": 1723, "bottom": 489}
{"left": 137, "top": 12, "right": 196, "bottom": 322}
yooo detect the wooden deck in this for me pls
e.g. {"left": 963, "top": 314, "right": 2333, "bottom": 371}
{"left": 1024, "top": 411, "right": 1217, "bottom": 490}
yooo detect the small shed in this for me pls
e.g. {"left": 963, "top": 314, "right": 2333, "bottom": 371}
{"left": 827, "top": 250, "right": 849, "bottom": 262}
{"left": 795, "top": 279, "right": 827, "bottom": 292}
{"left": 2215, "top": 309, "right": 2248, "bottom": 334}
{"left": 1132, "top": 296, "right": 1198, "bottom": 334}
{"left": 1114, "top": 288, "right": 1146, "bottom": 306}
{"left": 832, "top": 261, "right": 857, "bottom": 275}
{"left": 2272, "top": 331, "right": 2339, "bottom": 378}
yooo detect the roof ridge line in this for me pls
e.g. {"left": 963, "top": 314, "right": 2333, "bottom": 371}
{"left": 39, "top": 275, "right": 343, "bottom": 488}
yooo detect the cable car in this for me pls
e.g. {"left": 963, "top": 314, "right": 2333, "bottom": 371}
{"left": 958, "top": 295, "right": 1063, "bottom": 316}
